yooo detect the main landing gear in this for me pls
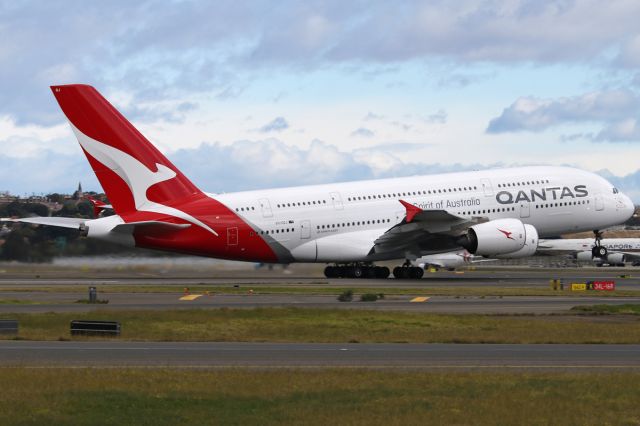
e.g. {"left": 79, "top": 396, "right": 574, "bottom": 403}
{"left": 324, "top": 264, "right": 390, "bottom": 279}
{"left": 591, "top": 230, "right": 607, "bottom": 259}
{"left": 324, "top": 261, "right": 425, "bottom": 280}
{"left": 392, "top": 260, "right": 424, "bottom": 279}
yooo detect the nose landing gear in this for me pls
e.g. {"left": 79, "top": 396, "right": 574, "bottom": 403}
{"left": 591, "top": 230, "right": 607, "bottom": 259}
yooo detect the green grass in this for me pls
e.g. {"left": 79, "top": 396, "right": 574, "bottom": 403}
{"left": 0, "top": 299, "right": 43, "bottom": 305}
{"left": 3, "top": 284, "right": 640, "bottom": 297}
{"left": 4, "top": 307, "right": 640, "bottom": 343}
{"left": 0, "top": 368, "right": 638, "bottom": 425}
{"left": 572, "top": 304, "right": 640, "bottom": 314}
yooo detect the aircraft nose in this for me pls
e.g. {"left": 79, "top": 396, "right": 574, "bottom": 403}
{"left": 622, "top": 193, "right": 635, "bottom": 221}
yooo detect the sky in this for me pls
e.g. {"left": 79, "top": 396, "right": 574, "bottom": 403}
{"left": 2, "top": 1, "right": 640, "bottom": 200}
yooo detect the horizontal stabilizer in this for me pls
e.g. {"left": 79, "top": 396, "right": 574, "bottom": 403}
{"left": 0, "top": 216, "right": 86, "bottom": 229}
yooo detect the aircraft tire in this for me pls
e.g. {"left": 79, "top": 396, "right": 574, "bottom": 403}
{"left": 412, "top": 267, "right": 424, "bottom": 279}
{"left": 352, "top": 266, "right": 364, "bottom": 278}
{"left": 375, "top": 266, "right": 390, "bottom": 279}
{"left": 393, "top": 267, "right": 403, "bottom": 279}
{"left": 324, "top": 266, "right": 337, "bottom": 278}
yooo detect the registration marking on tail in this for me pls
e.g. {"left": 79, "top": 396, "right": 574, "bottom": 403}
{"left": 179, "top": 294, "right": 203, "bottom": 301}
{"left": 410, "top": 297, "right": 430, "bottom": 303}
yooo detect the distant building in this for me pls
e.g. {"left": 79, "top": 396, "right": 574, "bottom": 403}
{"left": 72, "top": 182, "right": 83, "bottom": 200}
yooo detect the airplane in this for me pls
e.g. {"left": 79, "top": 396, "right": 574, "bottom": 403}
{"left": 86, "top": 195, "right": 112, "bottom": 218}
{"left": 537, "top": 238, "right": 640, "bottom": 267}
{"left": 412, "top": 250, "right": 495, "bottom": 271}
{"left": 0, "top": 84, "right": 635, "bottom": 279}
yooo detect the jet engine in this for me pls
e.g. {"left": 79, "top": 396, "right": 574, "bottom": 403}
{"left": 457, "top": 218, "right": 539, "bottom": 257}
{"left": 575, "top": 251, "right": 594, "bottom": 262}
{"left": 575, "top": 251, "right": 625, "bottom": 265}
{"left": 605, "top": 252, "right": 626, "bottom": 264}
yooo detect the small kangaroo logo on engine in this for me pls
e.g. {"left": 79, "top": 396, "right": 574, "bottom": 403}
{"left": 498, "top": 229, "right": 515, "bottom": 240}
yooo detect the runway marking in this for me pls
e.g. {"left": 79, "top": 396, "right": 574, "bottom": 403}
{"left": 410, "top": 297, "right": 430, "bottom": 303}
{"left": 179, "top": 294, "right": 202, "bottom": 301}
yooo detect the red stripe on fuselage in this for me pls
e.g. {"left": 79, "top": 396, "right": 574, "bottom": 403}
{"left": 124, "top": 194, "right": 280, "bottom": 263}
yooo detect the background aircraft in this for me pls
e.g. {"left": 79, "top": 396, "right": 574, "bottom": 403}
{"left": 538, "top": 238, "right": 640, "bottom": 267}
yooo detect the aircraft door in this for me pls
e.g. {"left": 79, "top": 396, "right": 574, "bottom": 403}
{"left": 519, "top": 202, "right": 530, "bottom": 218}
{"left": 595, "top": 194, "right": 604, "bottom": 211}
{"left": 330, "top": 192, "right": 344, "bottom": 210}
{"left": 480, "top": 178, "right": 494, "bottom": 196}
{"left": 300, "top": 220, "right": 311, "bottom": 239}
{"left": 258, "top": 198, "right": 273, "bottom": 218}
{"left": 227, "top": 227, "right": 238, "bottom": 246}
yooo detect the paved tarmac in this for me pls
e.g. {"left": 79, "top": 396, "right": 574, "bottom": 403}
{"left": 1, "top": 292, "right": 640, "bottom": 314}
{"left": 1, "top": 266, "right": 640, "bottom": 289}
{"left": 1, "top": 341, "right": 639, "bottom": 370}
{"left": 0, "top": 266, "right": 639, "bottom": 314}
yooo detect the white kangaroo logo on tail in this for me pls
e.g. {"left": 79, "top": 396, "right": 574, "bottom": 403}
{"left": 70, "top": 124, "right": 218, "bottom": 237}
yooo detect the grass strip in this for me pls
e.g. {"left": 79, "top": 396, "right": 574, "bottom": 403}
{"left": 0, "top": 368, "right": 638, "bottom": 425}
{"left": 572, "top": 304, "right": 640, "bottom": 314}
{"left": 3, "top": 307, "right": 640, "bottom": 343}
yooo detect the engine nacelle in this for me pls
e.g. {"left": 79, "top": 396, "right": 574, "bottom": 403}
{"left": 604, "top": 252, "right": 626, "bottom": 264}
{"left": 494, "top": 224, "right": 539, "bottom": 258}
{"left": 457, "top": 218, "right": 536, "bottom": 257}
{"left": 575, "top": 251, "right": 626, "bottom": 264}
{"left": 575, "top": 251, "right": 593, "bottom": 262}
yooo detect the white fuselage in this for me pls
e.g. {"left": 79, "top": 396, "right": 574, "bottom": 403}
{"left": 209, "top": 166, "right": 633, "bottom": 263}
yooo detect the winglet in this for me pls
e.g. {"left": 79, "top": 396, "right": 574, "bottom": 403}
{"left": 399, "top": 200, "right": 422, "bottom": 223}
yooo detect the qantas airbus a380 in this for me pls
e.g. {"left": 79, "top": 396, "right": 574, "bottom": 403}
{"left": 2, "top": 85, "right": 634, "bottom": 279}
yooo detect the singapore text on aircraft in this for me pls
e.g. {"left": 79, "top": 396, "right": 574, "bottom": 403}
{"left": 1, "top": 85, "right": 634, "bottom": 279}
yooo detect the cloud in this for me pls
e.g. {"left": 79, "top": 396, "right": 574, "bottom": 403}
{"left": 258, "top": 117, "right": 289, "bottom": 133}
{"left": 4, "top": 1, "right": 640, "bottom": 126}
{"left": 487, "top": 89, "right": 640, "bottom": 142}
{"left": 0, "top": 137, "right": 484, "bottom": 195}
{"left": 350, "top": 127, "right": 375, "bottom": 138}
{"left": 424, "top": 109, "right": 447, "bottom": 124}
{"left": 0, "top": 150, "right": 98, "bottom": 196}
{"left": 5, "top": 136, "right": 640, "bottom": 203}
{"left": 363, "top": 112, "right": 384, "bottom": 121}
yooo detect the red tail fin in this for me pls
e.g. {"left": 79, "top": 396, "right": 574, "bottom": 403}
{"left": 51, "top": 85, "right": 201, "bottom": 216}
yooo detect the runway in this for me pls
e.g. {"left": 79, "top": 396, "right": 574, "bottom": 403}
{"left": 1, "top": 341, "right": 639, "bottom": 370}
{"left": 1, "top": 265, "right": 640, "bottom": 289}
{"left": 1, "top": 292, "right": 640, "bottom": 314}
{"left": 0, "top": 266, "right": 639, "bottom": 314}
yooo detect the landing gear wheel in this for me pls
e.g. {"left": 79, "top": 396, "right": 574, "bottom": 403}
{"left": 352, "top": 266, "right": 364, "bottom": 278}
{"left": 393, "top": 266, "right": 423, "bottom": 279}
{"left": 324, "top": 266, "right": 335, "bottom": 278}
{"left": 393, "top": 267, "right": 403, "bottom": 279}
{"left": 375, "top": 266, "right": 390, "bottom": 279}
{"left": 410, "top": 267, "right": 424, "bottom": 279}
{"left": 592, "top": 245, "right": 607, "bottom": 259}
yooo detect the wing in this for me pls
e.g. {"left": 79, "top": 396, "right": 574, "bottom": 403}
{"left": 370, "top": 200, "right": 485, "bottom": 260}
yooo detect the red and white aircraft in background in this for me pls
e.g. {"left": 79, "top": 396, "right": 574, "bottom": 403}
{"left": 2, "top": 85, "right": 635, "bottom": 279}
{"left": 413, "top": 250, "right": 496, "bottom": 271}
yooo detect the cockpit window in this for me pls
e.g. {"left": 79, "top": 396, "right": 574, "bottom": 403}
{"left": 613, "top": 188, "right": 619, "bottom": 194}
